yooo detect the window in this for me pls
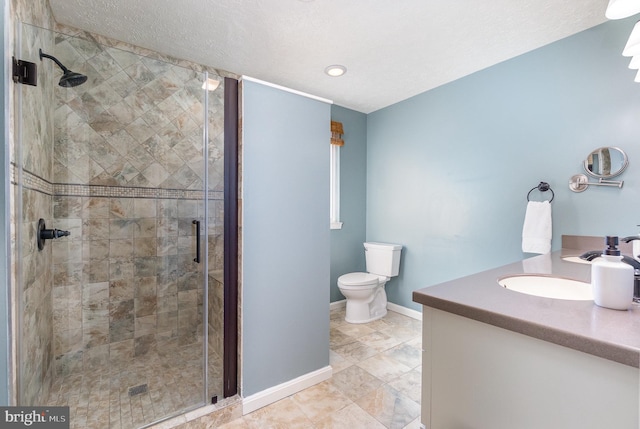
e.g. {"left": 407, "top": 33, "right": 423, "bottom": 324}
{"left": 330, "top": 121, "right": 344, "bottom": 229}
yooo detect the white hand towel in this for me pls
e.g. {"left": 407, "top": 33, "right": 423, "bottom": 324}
{"left": 521, "top": 200, "right": 552, "bottom": 254}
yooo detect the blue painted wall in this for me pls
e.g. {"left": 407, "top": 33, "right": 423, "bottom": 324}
{"left": 366, "top": 18, "right": 640, "bottom": 310}
{"left": 329, "top": 105, "right": 367, "bottom": 303}
{"left": 241, "top": 80, "right": 330, "bottom": 396}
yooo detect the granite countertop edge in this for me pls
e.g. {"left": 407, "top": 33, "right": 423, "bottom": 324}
{"left": 413, "top": 247, "right": 640, "bottom": 368}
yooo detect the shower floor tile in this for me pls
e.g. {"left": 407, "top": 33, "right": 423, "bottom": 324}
{"left": 44, "top": 342, "right": 223, "bottom": 429}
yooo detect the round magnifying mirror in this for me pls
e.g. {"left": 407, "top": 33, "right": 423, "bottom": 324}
{"left": 583, "top": 146, "right": 628, "bottom": 179}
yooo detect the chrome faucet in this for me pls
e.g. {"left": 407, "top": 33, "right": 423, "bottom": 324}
{"left": 579, "top": 249, "right": 640, "bottom": 270}
{"left": 621, "top": 236, "right": 640, "bottom": 260}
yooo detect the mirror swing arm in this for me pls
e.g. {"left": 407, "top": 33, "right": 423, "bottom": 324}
{"left": 569, "top": 146, "right": 628, "bottom": 193}
{"left": 569, "top": 174, "right": 623, "bottom": 193}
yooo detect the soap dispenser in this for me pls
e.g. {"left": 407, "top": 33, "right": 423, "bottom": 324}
{"left": 591, "top": 236, "right": 634, "bottom": 310}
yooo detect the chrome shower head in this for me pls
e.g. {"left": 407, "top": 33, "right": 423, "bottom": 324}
{"left": 39, "top": 49, "right": 87, "bottom": 88}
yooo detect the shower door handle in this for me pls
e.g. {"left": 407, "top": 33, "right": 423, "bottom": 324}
{"left": 193, "top": 220, "right": 201, "bottom": 263}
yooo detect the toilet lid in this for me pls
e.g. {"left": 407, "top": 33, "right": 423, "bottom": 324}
{"left": 338, "top": 272, "right": 379, "bottom": 287}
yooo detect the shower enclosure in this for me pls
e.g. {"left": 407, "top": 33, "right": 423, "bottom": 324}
{"left": 14, "top": 23, "right": 236, "bottom": 428}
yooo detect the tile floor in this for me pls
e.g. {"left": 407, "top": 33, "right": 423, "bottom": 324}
{"left": 45, "top": 306, "right": 422, "bottom": 429}
{"left": 216, "top": 307, "right": 423, "bottom": 429}
{"left": 45, "top": 342, "right": 223, "bottom": 429}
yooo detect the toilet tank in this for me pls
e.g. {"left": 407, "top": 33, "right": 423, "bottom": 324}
{"left": 364, "top": 242, "right": 402, "bottom": 277}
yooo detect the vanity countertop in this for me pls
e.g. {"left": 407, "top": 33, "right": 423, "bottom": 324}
{"left": 412, "top": 247, "right": 640, "bottom": 367}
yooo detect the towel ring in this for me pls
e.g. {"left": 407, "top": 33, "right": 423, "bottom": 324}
{"left": 527, "top": 181, "right": 554, "bottom": 202}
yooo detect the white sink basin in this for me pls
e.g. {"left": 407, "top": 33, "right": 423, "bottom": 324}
{"left": 498, "top": 275, "right": 593, "bottom": 300}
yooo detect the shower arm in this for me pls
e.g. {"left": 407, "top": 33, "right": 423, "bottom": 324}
{"left": 39, "top": 49, "right": 70, "bottom": 73}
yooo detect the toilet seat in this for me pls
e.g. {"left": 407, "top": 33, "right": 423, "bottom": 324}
{"left": 338, "top": 272, "right": 379, "bottom": 289}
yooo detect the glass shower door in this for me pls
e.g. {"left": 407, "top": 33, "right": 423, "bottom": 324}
{"left": 14, "top": 23, "right": 224, "bottom": 428}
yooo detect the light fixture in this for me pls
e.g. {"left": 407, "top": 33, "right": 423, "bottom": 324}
{"left": 629, "top": 56, "right": 640, "bottom": 69}
{"left": 605, "top": 0, "right": 640, "bottom": 19}
{"left": 201, "top": 78, "right": 220, "bottom": 91}
{"left": 622, "top": 20, "right": 640, "bottom": 56}
{"left": 324, "top": 65, "right": 347, "bottom": 77}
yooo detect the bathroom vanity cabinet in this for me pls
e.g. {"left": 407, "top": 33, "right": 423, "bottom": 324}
{"left": 413, "top": 245, "right": 640, "bottom": 429}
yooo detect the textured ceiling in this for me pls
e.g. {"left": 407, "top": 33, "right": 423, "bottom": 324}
{"left": 48, "top": 0, "right": 608, "bottom": 113}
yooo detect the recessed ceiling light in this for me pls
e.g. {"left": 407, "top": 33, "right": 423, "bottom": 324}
{"left": 325, "top": 65, "right": 347, "bottom": 77}
{"left": 606, "top": 0, "right": 640, "bottom": 19}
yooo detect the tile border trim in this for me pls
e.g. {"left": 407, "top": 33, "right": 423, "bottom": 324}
{"left": 11, "top": 164, "right": 223, "bottom": 200}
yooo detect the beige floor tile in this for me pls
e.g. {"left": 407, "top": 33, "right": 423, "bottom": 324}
{"left": 358, "top": 331, "right": 403, "bottom": 353}
{"left": 364, "top": 318, "right": 392, "bottom": 331}
{"left": 387, "top": 369, "right": 422, "bottom": 404}
{"left": 333, "top": 340, "right": 378, "bottom": 363}
{"left": 357, "top": 353, "right": 412, "bottom": 383}
{"left": 217, "top": 417, "right": 252, "bottom": 428}
{"left": 403, "top": 416, "right": 423, "bottom": 429}
{"left": 330, "top": 349, "right": 353, "bottom": 373}
{"left": 48, "top": 309, "right": 422, "bottom": 429}
{"left": 383, "top": 343, "right": 422, "bottom": 369}
{"left": 330, "top": 307, "right": 346, "bottom": 319}
{"left": 330, "top": 319, "right": 346, "bottom": 331}
{"left": 330, "top": 310, "right": 347, "bottom": 328}
{"left": 405, "top": 336, "right": 422, "bottom": 350}
{"left": 242, "top": 397, "right": 314, "bottom": 428}
{"left": 330, "top": 327, "right": 356, "bottom": 348}
{"left": 315, "top": 403, "right": 387, "bottom": 429}
{"left": 331, "top": 365, "right": 384, "bottom": 401}
{"left": 336, "top": 322, "right": 377, "bottom": 338}
{"left": 291, "top": 380, "right": 352, "bottom": 423}
{"left": 379, "top": 324, "right": 421, "bottom": 342}
{"left": 383, "top": 312, "right": 420, "bottom": 328}
{"left": 356, "top": 384, "right": 421, "bottom": 429}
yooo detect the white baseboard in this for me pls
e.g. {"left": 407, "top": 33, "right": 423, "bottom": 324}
{"left": 330, "top": 299, "right": 422, "bottom": 321}
{"left": 329, "top": 299, "right": 346, "bottom": 310}
{"left": 242, "top": 366, "right": 332, "bottom": 415}
{"left": 387, "top": 302, "right": 422, "bottom": 321}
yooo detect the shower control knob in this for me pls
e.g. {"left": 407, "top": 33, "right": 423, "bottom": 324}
{"left": 37, "top": 218, "right": 71, "bottom": 250}
{"left": 40, "top": 228, "right": 70, "bottom": 240}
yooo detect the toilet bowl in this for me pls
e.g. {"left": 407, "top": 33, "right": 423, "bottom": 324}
{"left": 338, "top": 272, "right": 389, "bottom": 323}
{"left": 337, "top": 242, "right": 402, "bottom": 324}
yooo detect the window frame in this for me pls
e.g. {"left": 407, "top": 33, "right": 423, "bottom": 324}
{"left": 330, "top": 143, "right": 342, "bottom": 229}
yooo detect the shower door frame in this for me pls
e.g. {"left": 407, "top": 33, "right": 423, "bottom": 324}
{"left": 223, "top": 77, "right": 238, "bottom": 398}
{"left": 1, "top": 0, "right": 12, "bottom": 407}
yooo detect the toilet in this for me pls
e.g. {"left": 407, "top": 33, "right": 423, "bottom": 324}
{"left": 337, "top": 242, "right": 403, "bottom": 324}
